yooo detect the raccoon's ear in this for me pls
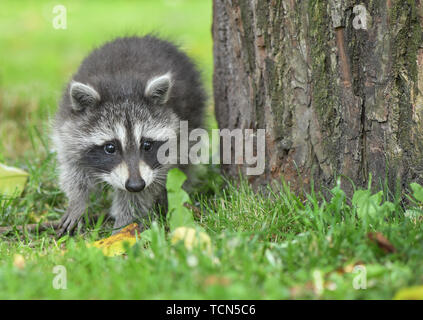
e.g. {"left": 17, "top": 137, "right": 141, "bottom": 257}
{"left": 144, "top": 72, "right": 173, "bottom": 105}
{"left": 69, "top": 81, "right": 100, "bottom": 111}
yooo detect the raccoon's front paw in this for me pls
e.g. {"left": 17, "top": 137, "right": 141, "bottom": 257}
{"left": 56, "top": 212, "right": 83, "bottom": 237}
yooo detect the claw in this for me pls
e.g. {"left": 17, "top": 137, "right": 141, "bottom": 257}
{"left": 56, "top": 213, "right": 81, "bottom": 237}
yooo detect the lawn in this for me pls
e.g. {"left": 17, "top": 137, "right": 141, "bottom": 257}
{"left": 1, "top": 0, "right": 423, "bottom": 300}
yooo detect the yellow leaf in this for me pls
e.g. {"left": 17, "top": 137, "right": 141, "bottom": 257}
{"left": 89, "top": 223, "right": 139, "bottom": 257}
{"left": 0, "top": 163, "right": 29, "bottom": 198}
{"left": 171, "top": 226, "right": 212, "bottom": 253}
{"left": 394, "top": 286, "right": 423, "bottom": 300}
{"left": 13, "top": 254, "right": 25, "bottom": 269}
{"left": 28, "top": 211, "right": 46, "bottom": 223}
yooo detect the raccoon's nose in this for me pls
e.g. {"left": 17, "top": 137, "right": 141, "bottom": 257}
{"left": 125, "top": 178, "right": 146, "bottom": 192}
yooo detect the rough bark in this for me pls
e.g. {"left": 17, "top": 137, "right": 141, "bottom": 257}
{"left": 213, "top": 0, "right": 423, "bottom": 195}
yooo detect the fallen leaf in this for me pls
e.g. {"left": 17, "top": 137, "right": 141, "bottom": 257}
{"left": 394, "top": 286, "right": 423, "bottom": 300}
{"left": 89, "top": 223, "right": 140, "bottom": 257}
{"left": 13, "top": 254, "right": 25, "bottom": 269}
{"left": 289, "top": 282, "right": 315, "bottom": 299}
{"left": 203, "top": 275, "right": 231, "bottom": 287}
{"left": 0, "top": 163, "right": 29, "bottom": 199}
{"left": 336, "top": 261, "right": 365, "bottom": 274}
{"left": 367, "top": 232, "right": 396, "bottom": 253}
{"left": 28, "top": 211, "right": 47, "bottom": 223}
{"left": 289, "top": 279, "right": 337, "bottom": 299}
{"left": 171, "top": 226, "right": 212, "bottom": 253}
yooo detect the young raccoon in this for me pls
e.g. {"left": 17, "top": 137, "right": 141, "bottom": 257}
{"left": 52, "top": 36, "right": 206, "bottom": 236}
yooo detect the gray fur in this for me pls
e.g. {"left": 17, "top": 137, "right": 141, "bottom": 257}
{"left": 52, "top": 36, "right": 206, "bottom": 236}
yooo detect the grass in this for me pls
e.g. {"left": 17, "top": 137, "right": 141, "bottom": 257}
{"left": 2, "top": 158, "right": 423, "bottom": 299}
{"left": 1, "top": 0, "right": 423, "bottom": 300}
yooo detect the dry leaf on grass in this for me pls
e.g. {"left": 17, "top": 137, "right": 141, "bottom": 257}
{"left": 13, "top": 254, "right": 25, "bottom": 269}
{"left": 367, "top": 232, "right": 396, "bottom": 253}
{"left": 171, "top": 226, "right": 212, "bottom": 253}
{"left": 89, "top": 223, "right": 140, "bottom": 257}
{"left": 202, "top": 275, "right": 231, "bottom": 287}
{"left": 289, "top": 279, "right": 337, "bottom": 299}
{"left": 336, "top": 261, "right": 365, "bottom": 274}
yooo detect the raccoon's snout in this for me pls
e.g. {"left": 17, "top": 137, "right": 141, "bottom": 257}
{"left": 125, "top": 178, "right": 146, "bottom": 193}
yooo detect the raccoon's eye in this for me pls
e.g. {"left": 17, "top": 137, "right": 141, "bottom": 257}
{"left": 141, "top": 140, "right": 153, "bottom": 152}
{"left": 104, "top": 143, "right": 116, "bottom": 154}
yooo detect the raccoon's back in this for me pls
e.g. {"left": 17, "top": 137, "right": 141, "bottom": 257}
{"left": 64, "top": 36, "right": 206, "bottom": 128}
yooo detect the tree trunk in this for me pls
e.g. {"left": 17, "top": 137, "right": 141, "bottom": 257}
{"left": 213, "top": 0, "right": 423, "bottom": 195}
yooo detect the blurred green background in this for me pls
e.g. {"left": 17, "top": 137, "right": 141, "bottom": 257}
{"left": 0, "top": 0, "right": 213, "bottom": 160}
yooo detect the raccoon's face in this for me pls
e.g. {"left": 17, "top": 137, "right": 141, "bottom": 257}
{"left": 81, "top": 131, "right": 170, "bottom": 192}
{"left": 59, "top": 73, "right": 179, "bottom": 192}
